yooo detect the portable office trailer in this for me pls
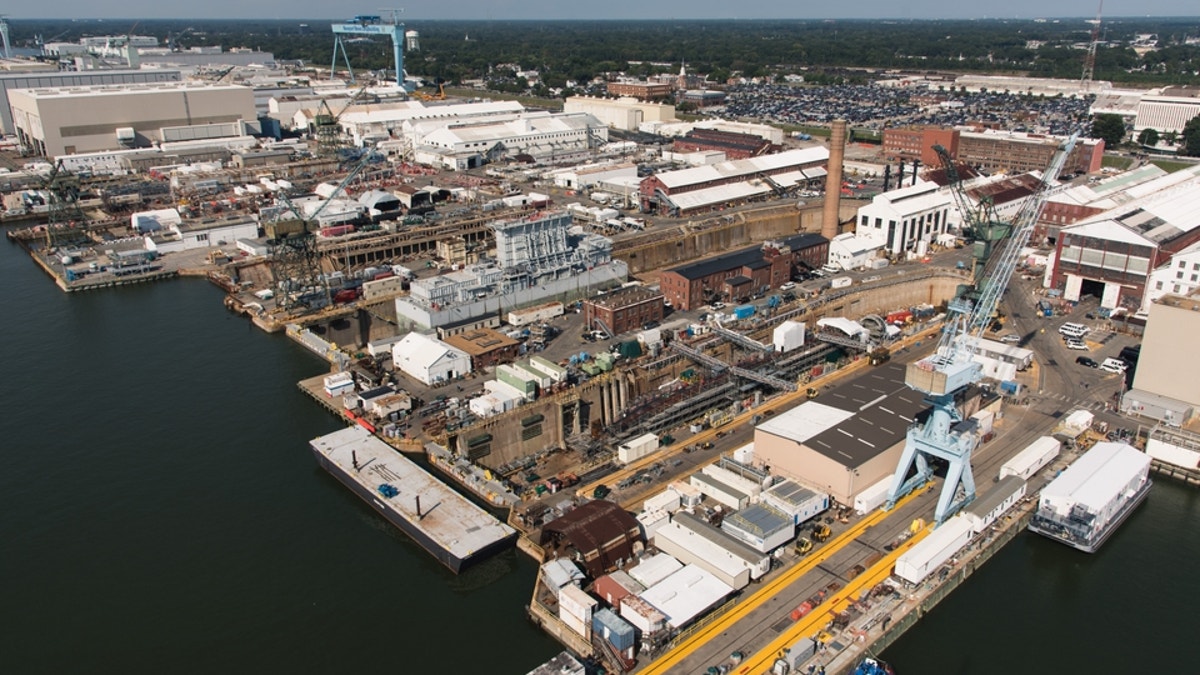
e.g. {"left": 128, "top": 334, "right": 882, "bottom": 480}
{"left": 894, "top": 517, "right": 973, "bottom": 585}
{"left": 1000, "top": 436, "right": 1061, "bottom": 480}
{"left": 962, "top": 475, "right": 1027, "bottom": 534}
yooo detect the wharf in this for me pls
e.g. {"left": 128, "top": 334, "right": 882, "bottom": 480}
{"left": 426, "top": 442, "right": 521, "bottom": 509}
{"left": 310, "top": 426, "right": 517, "bottom": 573}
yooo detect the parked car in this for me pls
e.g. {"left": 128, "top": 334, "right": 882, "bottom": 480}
{"left": 1066, "top": 339, "right": 1088, "bottom": 350}
{"left": 1000, "top": 334, "right": 1021, "bottom": 344}
{"left": 1075, "top": 356, "right": 1099, "bottom": 368}
{"left": 1100, "top": 357, "right": 1128, "bottom": 374}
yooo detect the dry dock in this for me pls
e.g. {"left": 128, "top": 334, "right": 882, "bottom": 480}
{"left": 310, "top": 426, "right": 517, "bottom": 572}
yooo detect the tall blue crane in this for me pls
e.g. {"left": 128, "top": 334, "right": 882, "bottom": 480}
{"left": 331, "top": 12, "right": 409, "bottom": 89}
{"left": 885, "top": 133, "right": 1079, "bottom": 524}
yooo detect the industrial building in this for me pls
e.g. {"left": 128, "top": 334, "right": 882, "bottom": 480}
{"left": 658, "top": 234, "right": 828, "bottom": 310}
{"left": 637, "top": 564, "right": 734, "bottom": 630}
{"left": 1049, "top": 164, "right": 1200, "bottom": 311}
{"left": 1126, "top": 291, "right": 1200, "bottom": 424}
{"left": 143, "top": 216, "right": 258, "bottom": 254}
{"left": 759, "top": 480, "right": 829, "bottom": 526}
{"left": 752, "top": 362, "right": 930, "bottom": 505}
{"left": 1133, "top": 87, "right": 1200, "bottom": 135}
{"left": 652, "top": 516, "right": 767, "bottom": 590}
{"left": 390, "top": 332, "right": 472, "bottom": 386}
{"left": 9, "top": 82, "right": 257, "bottom": 157}
{"left": 414, "top": 111, "right": 608, "bottom": 169}
{"left": 563, "top": 96, "right": 676, "bottom": 131}
{"left": 539, "top": 500, "right": 643, "bottom": 577}
{"left": 639, "top": 147, "right": 829, "bottom": 216}
{"left": 396, "top": 211, "right": 628, "bottom": 329}
{"left": 0, "top": 69, "right": 181, "bottom": 136}
{"left": 672, "top": 128, "right": 776, "bottom": 160}
{"left": 1144, "top": 241, "right": 1200, "bottom": 307}
{"left": 853, "top": 180, "right": 954, "bottom": 257}
{"left": 882, "top": 126, "right": 1102, "bottom": 176}
{"left": 961, "top": 475, "right": 1027, "bottom": 534}
{"left": 583, "top": 286, "right": 665, "bottom": 336}
{"left": 720, "top": 503, "right": 795, "bottom": 553}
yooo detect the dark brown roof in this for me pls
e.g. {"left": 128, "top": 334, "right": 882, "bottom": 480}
{"left": 540, "top": 501, "right": 642, "bottom": 577}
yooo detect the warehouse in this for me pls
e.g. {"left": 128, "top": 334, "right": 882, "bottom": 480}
{"left": 652, "top": 521, "right": 751, "bottom": 590}
{"left": 416, "top": 111, "right": 608, "bottom": 168}
{"left": 639, "top": 147, "right": 828, "bottom": 215}
{"left": 563, "top": 96, "right": 675, "bottom": 131}
{"left": 752, "top": 362, "right": 929, "bottom": 505}
{"left": 0, "top": 69, "right": 182, "bottom": 136}
{"left": 10, "top": 82, "right": 257, "bottom": 157}
{"left": 442, "top": 328, "right": 521, "bottom": 371}
{"left": 390, "top": 332, "right": 472, "bottom": 386}
{"left": 672, "top": 128, "right": 776, "bottom": 160}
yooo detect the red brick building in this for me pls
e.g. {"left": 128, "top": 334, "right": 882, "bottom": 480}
{"left": 443, "top": 329, "right": 521, "bottom": 371}
{"left": 606, "top": 81, "right": 674, "bottom": 100}
{"left": 659, "top": 233, "right": 828, "bottom": 310}
{"left": 583, "top": 286, "right": 665, "bottom": 335}
{"left": 672, "top": 128, "right": 776, "bottom": 160}
{"left": 883, "top": 126, "right": 959, "bottom": 165}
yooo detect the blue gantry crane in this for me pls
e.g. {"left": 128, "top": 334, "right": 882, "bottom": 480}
{"left": 885, "top": 133, "right": 1079, "bottom": 524}
{"left": 331, "top": 12, "right": 409, "bottom": 89}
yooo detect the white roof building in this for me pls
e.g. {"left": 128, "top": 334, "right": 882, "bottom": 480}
{"left": 854, "top": 180, "right": 954, "bottom": 256}
{"left": 637, "top": 563, "right": 735, "bottom": 629}
{"left": 390, "top": 332, "right": 471, "bottom": 386}
{"left": 827, "top": 231, "right": 883, "bottom": 271}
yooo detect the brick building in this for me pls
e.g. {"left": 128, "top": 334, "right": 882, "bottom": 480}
{"left": 883, "top": 126, "right": 959, "bottom": 165}
{"left": 672, "top": 128, "right": 775, "bottom": 160}
{"left": 606, "top": 81, "right": 674, "bottom": 100}
{"left": 659, "top": 233, "right": 828, "bottom": 310}
{"left": 583, "top": 286, "right": 665, "bottom": 335}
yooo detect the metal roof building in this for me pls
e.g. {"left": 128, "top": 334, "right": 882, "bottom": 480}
{"left": 540, "top": 501, "right": 643, "bottom": 578}
{"left": 638, "top": 563, "right": 735, "bottom": 630}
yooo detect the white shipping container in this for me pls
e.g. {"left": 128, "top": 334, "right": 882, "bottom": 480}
{"left": 618, "top": 433, "right": 660, "bottom": 465}
{"left": 894, "top": 516, "right": 973, "bottom": 585}
{"left": 830, "top": 276, "right": 852, "bottom": 289}
{"left": 558, "top": 585, "right": 597, "bottom": 622}
{"left": 854, "top": 477, "right": 893, "bottom": 515}
{"left": 970, "top": 409, "right": 994, "bottom": 435}
{"left": 642, "top": 490, "right": 682, "bottom": 514}
{"left": 1000, "top": 436, "right": 1061, "bottom": 480}
{"left": 507, "top": 301, "right": 565, "bottom": 327}
{"left": 559, "top": 610, "right": 589, "bottom": 638}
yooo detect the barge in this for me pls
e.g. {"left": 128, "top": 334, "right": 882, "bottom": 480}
{"left": 1028, "top": 440, "right": 1152, "bottom": 553}
{"left": 310, "top": 425, "right": 517, "bottom": 572}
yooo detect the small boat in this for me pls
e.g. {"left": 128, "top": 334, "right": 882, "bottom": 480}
{"left": 853, "top": 657, "right": 895, "bottom": 675}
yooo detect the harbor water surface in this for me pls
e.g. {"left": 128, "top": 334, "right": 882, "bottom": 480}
{"left": 2, "top": 240, "right": 1197, "bottom": 673}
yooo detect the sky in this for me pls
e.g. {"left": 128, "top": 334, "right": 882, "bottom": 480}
{"left": 9, "top": 1, "right": 1199, "bottom": 21}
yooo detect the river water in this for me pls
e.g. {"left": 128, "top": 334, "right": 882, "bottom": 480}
{"left": 2, "top": 240, "right": 1195, "bottom": 673}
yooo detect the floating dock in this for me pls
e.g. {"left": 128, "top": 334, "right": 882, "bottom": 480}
{"left": 310, "top": 426, "right": 517, "bottom": 572}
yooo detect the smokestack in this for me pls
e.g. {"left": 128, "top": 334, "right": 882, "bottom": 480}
{"left": 822, "top": 119, "right": 847, "bottom": 241}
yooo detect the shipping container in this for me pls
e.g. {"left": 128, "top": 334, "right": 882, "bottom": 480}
{"left": 830, "top": 276, "right": 852, "bottom": 289}
{"left": 592, "top": 608, "right": 636, "bottom": 652}
{"left": 617, "top": 433, "right": 660, "bottom": 465}
{"left": 733, "top": 304, "right": 756, "bottom": 320}
{"left": 853, "top": 476, "right": 893, "bottom": 515}
{"left": 1000, "top": 436, "right": 1061, "bottom": 480}
{"left": 868, "top": 258, "right": 890, "bottom": 270}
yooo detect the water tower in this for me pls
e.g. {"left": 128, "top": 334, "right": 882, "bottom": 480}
{"left": 405, "top": 30, "right": 420, "bottom": 52}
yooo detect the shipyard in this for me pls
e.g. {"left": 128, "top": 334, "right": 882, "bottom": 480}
{"left": 5, "top": 8, "right": 1200, "bottom": 675}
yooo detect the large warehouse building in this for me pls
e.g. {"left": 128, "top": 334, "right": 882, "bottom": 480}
{"left": 1125, "top": 291, "right": 1200, "bottom": 425}
{"left": 751, "top": 362, "right": 930, "bottom": 505}
{"left": 10, "top": 82, "right": 257, "bottom": 157}
{"left": 564, "top": 96, "right": 676, "bottom": 131}
{"left": 0, "top": 69, "right": 181, "bottom": 135}
{"left": 639, "top": 147, "right": 829, "bottom": 216}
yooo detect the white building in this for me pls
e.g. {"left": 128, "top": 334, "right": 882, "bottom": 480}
{"left": 416, "top": 111, "right": 607, "bottom": 168}
{"left": 564, "top": 96, "right": 675, "bottom": 131}
{"left": 637, "top": 564, "right": 734, "bottom": 630}
{"left": 827, "top": 231, "right": 883, "bottom": 271}
{"left": 143, "top": 217, "right": 258, "bottom": 254}
{"left": 1134, "top": 90, "right": 1200, "bottom": 135}
{"left": 854, "top": 180, "right": 953, "bottom": 257}
{"left": 1144, "top": 241, "right": 1200, "bottom": 309}
{"left": 390, "top": 332, "right": 471, "bottom": 386}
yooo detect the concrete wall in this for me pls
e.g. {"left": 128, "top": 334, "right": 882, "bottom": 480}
{"left": 1133, "top": 298, "right": 1200, "bottom": 409}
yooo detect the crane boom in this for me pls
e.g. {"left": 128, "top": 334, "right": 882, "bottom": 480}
{"left": 886, "top": 132, "right": 1078, "bottom": 524}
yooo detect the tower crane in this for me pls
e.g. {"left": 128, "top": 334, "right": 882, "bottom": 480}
{"left": 885, "top": 132, "right": 1078, "bottom": 524}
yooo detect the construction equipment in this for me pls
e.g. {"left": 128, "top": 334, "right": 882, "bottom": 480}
{"left": 265, "top": 151, "right": 376, "bottom": 312}
{"left": 313, "top": 85, "right": 370, "bottom": 159}
{"left": 885, "top": 133, "right": 1079, "bottom": 524}
{"left": 413, "top": 81, "right": 445, "bottom": 101}
{"left": 810, "top": 524, "right": 831, "bottom": 543}
{"left": 38, "top": 161, "right": 90, "bottom": 248}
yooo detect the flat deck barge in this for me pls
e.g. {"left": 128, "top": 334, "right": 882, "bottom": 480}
{"left": 310, "top": 426, "right": 517, "bottom": 572}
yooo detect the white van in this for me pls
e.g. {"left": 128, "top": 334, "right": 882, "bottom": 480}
{"left": 1058, "top": 322, "right": 1089, "bottom": 338}
{"left": 1099, "top": 357, "right": 1128, "bottom": 374}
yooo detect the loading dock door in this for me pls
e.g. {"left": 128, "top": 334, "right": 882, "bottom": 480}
{"left": 1064, "top": 274, "right": 1083, "bottom": 302}
{"left": 1101, "top": 281, "right": 1121, "bottom": 309}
